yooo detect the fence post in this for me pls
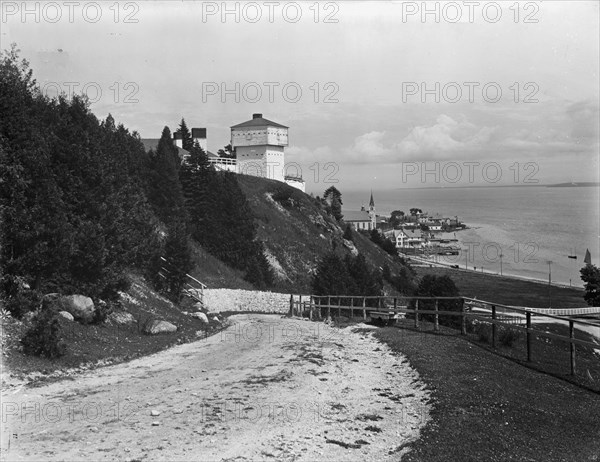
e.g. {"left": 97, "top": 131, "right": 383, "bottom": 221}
{"left": 309, "top": 301, "right": 313, "bottom": 321}
{"left": 298, "top": 295, "right": 302, "bottom": 317}
{"left": 461, "top": 299, "right": 466, "bottom": 335}
{"left": 434, "top": 299, "right": 439, "bottom": 332}
{"left": 289, "top": 294, "right": 294, "bottom": 317}
{"left": 362, "top": 297, "right": 366, "bottom": 321}
{"left": 350, "top": 297, "right": 354, "bottom": 319}
{"left": 327, "top": 296, "right": 331, "bottom": 320}
{"left": 415, "top": 300, "right": 420, "bottom": 328}
{"left": 526, "top": 311, "right": 532, "bottom": 362}
{"left": 569, "top": 320, "right": 576, "bottom": 376}
{"left": 393, "top": 298, "right": 397, "bottom": 317}
{"left": 491, "top": 305, "right": 497, "bottom": 349}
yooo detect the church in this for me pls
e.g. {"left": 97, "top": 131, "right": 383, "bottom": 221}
{"left": 343, "top": 192, "right": 377, "bottom": 231}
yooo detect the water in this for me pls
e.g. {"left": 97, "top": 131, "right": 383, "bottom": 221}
{"left": 344, "top": 186, "right": 600, "bottom": 288}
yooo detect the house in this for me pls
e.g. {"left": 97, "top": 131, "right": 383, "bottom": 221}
{"left": 384, "top": 228, "right": 425, "bottom": 249}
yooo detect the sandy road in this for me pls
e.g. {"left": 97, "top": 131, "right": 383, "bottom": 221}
{"left": 1, "top": 315, "right": 431, "bottom": 461}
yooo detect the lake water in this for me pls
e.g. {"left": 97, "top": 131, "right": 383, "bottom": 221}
{"left": 344, "top": 186, "right": 600, "bottom": 288}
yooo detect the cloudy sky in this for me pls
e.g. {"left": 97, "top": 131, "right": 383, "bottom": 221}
{"left": 3, "top": 1, "right": 599, "bottom": 193}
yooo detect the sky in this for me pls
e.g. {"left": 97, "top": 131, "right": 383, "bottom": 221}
{"left": 2, "top": 0, "right": 599, "bottom": 194}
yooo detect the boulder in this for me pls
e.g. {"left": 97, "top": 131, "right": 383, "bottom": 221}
{"left": 193, "top": 302, "right": 208, "bottom": 313}
{"left": 42, "top": 293, "right": 95, "bottom": 324}
{"left": 191, "top": 312, "right": 209, "bottom": 323}
{"left": 58, "top": 311, "right": 74, "bottom": 322}
{"left": 211, "top": 316, "right": 220, "bottom": 323}
{"left": 143, "top": 320, "right": 177, "bottom": 335}
{"left": 62, "top": 295, "right": 95, "bottom": 324}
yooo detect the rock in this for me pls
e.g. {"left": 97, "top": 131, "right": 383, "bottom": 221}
{"left": 191, "top": 312, "right": 209, "bottom": 323}
{"left": 58, "top": 311, "right": 74, "bottom": 322}
{"left": 150, "top": 410, "right": 160, "bottom": 416}
{"left": 143, "top": 320, "right": 177, "bottom": 335}
{"left": 211, "top": 316, "right": 220, "bottom": 323}
{"left": 151, "top": 421, "right": 160, "bottom": 426}
{"left": 44, "top": 294, "right": 95, "bottom": 324}
{"left": 108, "top": 311, "right": 135, "bottom": 324}
{"left": 193, "top": 302, "right": 208, "bottom": 313}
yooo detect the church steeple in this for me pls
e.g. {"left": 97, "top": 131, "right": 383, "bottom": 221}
{"left": 369, "top": 190, "right": 375, "bottom": 209}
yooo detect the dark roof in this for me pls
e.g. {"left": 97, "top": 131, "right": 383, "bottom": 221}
{"left": 231, "top": 115, "right": 288, "bottom": 129}
{"left": 343, "top": 210, "right": 372, "bottom": 222}
{"left": 141, "top": 138, "right": 189, "bottom": 159}
{"left": 192, "top": 128, "right": 206, "bottom": 138}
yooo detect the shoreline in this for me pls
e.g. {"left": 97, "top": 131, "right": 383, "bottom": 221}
{"left": 404, "top": 253, "right": 586, "bottom": 291}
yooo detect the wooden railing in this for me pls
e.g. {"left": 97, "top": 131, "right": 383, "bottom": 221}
{"left": 287, "top": 295, "right": 600, "bottom": 376}
{"left": 159, "top": 257, "right": 206, "bottom": 307}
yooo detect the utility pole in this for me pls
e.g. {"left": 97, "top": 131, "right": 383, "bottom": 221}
{"left": 499, "top": 253, "right": 503, "bottom": 276}
{"left": 547, "top": 260, "right": 552, "bottom": 308}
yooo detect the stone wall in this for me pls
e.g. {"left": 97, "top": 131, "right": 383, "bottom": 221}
{"left": 203, "top": 289, "right": 294, "bottom": 314}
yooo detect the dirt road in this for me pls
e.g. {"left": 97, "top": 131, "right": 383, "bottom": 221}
{"left": 1, "top": 315, "right": 431, "bottom": 461}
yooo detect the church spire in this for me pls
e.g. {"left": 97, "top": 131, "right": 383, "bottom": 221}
{"left": 369, "top": 190, "right": 375, "bottom": 208}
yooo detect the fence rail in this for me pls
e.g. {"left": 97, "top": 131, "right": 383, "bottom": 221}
{"left": 288, "top": 294, "right": 600, "bottom": 377}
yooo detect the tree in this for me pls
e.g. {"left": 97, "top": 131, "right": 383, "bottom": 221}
{"left": 343, "top": 224, "right": 353, "bottom": 241}
{"left": 410, "top": 208, "right": 422, "bottom": 216}
{"left": 412, "top": 274, "right": 461, "bottom": 327}
{"left": 177, "top": 118, "right": 193, "bottom": 151}
{"left": 389, "top": 210, "right": 405, "bottom": 228}
{"left": 580, "top": 264, "right": 600, "bottom": 306}
{"left": 217, "top": 143, "right": 235, "bottom": 158}
{"left": 324, "top": 186, "right": 343, "bottom": 221}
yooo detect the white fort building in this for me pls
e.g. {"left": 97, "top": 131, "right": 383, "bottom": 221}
{"left": 143, "top": 114, "right": 305, "bottom": 192}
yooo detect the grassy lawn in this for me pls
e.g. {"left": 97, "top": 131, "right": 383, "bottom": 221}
{"left": 374, "top": 325, "right": 600, "bottom": 462}
{"left": 414, "top": 265, "right": 586, "bottom": 308}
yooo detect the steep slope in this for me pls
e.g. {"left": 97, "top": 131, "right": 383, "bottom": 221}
{"left": 236, "top": 175, "right": 410, "bottom": 293}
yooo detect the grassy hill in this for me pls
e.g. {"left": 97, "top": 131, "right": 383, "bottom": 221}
{"left": 235, "top": 174, "right": 410, "bottom": 293}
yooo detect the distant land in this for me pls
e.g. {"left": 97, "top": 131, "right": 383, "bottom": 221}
{"left": 546, "top": 182, "right": 600, "bottom": 188}
{"left": 394, "top": 182, "right": 599, "bottom": 190}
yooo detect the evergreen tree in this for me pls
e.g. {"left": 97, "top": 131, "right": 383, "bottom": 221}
{"left": 178, "top": 118, "right": 193, "bottom": 151}
{"left": 580, "top": 264, "right": 600, "bottom": 306}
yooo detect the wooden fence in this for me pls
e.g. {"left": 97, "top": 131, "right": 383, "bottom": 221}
{"left": 288, "top": 294, "right": 600, "bottom": 377}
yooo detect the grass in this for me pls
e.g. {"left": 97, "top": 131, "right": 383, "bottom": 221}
{"left": 374, "top": 325, "right": 600, "bottom": 462}
{"left": 1, "top": 273, "right": 224, "bottom": 384}
{"left": 414, "top": 265, "right": 586, "bottom": 308}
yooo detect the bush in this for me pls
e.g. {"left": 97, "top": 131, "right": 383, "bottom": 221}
{"left": 272, "top": 188, "right": 294, "bottom": 207}
{"left": 21, "top": 310, "right": 66, "bottom": 358}
{"left": 409, "top": 274, "right": 461, "bottom": 328}
{"left": 474, "top": 321, "right": 492, "bottom": 343}
{"left": 499, "top": 326, "right": 521, "bottom": 347}
{"left": 5, "top": 289, "right": 42, "bottom": 319}
{"left": 91, "top": 299, "right": 116, "bottom": 324}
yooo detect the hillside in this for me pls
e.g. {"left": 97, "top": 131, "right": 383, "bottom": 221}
{"left": 235, "top": 175, "right": 410, "bottom": 293}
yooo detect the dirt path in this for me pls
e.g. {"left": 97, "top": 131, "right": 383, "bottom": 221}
{"left": 1, "top": 315, "right": 431, "bottom": 461}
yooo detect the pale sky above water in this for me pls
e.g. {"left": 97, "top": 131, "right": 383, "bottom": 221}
{"left": 2, "top": 1, "right": 599, "bottom": 194}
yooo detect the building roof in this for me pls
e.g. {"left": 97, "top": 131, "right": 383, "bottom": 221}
{"left": 141, "top": 139, "right": 189, "bottom": 159}
{"left": 192, "top": 128, "right": 206, "bottom": 138}
{"left": 141, "top": 138, "right": 218, "bottom": 159}
{"left": 343, "top": 210, "right": 372, "bottom": 222}
{"left": 231, "top": 113, "right": 288, "bottom": 129}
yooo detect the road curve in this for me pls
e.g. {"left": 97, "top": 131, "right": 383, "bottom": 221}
{"left": 1, "top": 314, "right": 430, "bottom": 461}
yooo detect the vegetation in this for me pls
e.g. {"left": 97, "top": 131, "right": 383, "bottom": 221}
{"left": 580, "top": 263, "right": 600, "bottom": 306}
{"left": 342, "top": 224, "right": 354, "bottom": 241}
{"left": 411, "top": 274, "right": 461, "bottom": 328}
{"left": 21, "top": 310, "right": 66, "bottom": 358}
{"left": 323, "top": 186, "right": 343, "bottom": 221}
{"left": 369, "top": 228, "right": 397, "bottom": 255}
{"left": 312, "top": 251, "right": 383, "bottom": 307}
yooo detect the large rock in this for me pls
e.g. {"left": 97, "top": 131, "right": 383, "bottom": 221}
{"left": 43, "top": 293, "right": 95, "bottom": 324}
{"left": 62, "top": 295, "right": 95, "bottom": 324}
{"left": 108, "top": 311, "right": 135, "bottom": 325}
{"left": 191, "top": 312, "right": 209, "bottom": 323}
{"left": 143, "top": 320, "right": 177, "bottom": 335}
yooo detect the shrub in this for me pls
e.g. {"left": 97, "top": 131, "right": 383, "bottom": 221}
{"left": 21, "top": 310, "right": 66, "bottom": 358}
{"left": 343, "top": 224, "right": 354, "bottom": 242}
{"left": 91, "top": 299, "right": 116, "bottom": 325}
{"left": 5, "top": 289, "right": 42, "bottom": 319}
{"left": 499, "top": 326, "right": 521, "bottom": 347}
{"left": 474, "top": 321, "right": 492, "bottom": 343}
{"left": 272, "top": 188, "right": 294, "bottom": 207}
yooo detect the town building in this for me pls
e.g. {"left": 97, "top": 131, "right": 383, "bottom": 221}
{"left": 343, "top": 192, "right": 377, "bottom": 231}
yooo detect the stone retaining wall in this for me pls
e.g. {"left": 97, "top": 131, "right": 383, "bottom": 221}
{"left": 203, "top": 289, "right": 294, "bottom": 314}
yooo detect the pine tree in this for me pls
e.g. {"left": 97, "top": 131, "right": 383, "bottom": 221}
{"left": 178, "top": 118, "right": 193, "bottom": 151}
